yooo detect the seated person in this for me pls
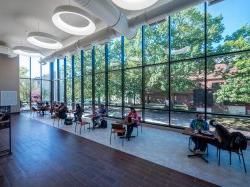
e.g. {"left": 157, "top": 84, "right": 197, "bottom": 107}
{"left": 125, "top": 107, "right": 139, "bottom": 140}
{"left": 190, "top": 113, "right": 209, "bottom": 153}
{"left": 58, "top": 103, "right": 68, "bottom": 120}
{"left": 74, "top": 104, "right": 84, "bottom": 122}
{"left": 50, "top": 102, "right": 58, "bottom": 115}
{"left": 41, "top": 102, "right": 50, "bottom": 116}
{"left": 92, "top": 104, "right": 107, "bottom": 128}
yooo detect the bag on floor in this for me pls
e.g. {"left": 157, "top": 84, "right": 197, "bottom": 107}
{"left": 64, "top": 118, "right": 73, "bottom": 125}
{"left": 100, "top": 119, "right": 107, "bottom": 128}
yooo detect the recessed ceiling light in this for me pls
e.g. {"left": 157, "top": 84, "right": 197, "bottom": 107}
{"left": 27, "top": 32, "right": 63, "bottom": 49}
{"left": 52, "top": 5, "right": 96, "bottom": 36}
{"left": 13, "top": 46, "right": 43, "bottom": 57}
{"left": 112, "top": 0, "right": 159, "bottom": 10}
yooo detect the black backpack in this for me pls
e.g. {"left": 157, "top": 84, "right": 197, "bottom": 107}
{"left": 100, "top": 119, "right": 107, "bottom": 128}
{"left": 230, "top": 132, "right": 247, "bottom": 151}
{"left": 64, "top": 118, "right": 73, "bottom": 125}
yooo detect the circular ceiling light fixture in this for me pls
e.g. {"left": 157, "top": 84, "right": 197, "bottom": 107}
{"left": 52, "top": 5, "right": 96, "bottom": 35}
{"left": 112, "top": 0, "right": 159, "bottom": 10}
{"left": 13, "top": 46, "right": 43, "bottom": 57}
{"left": 27, "top": 32, "right": 63, "bottom": 49}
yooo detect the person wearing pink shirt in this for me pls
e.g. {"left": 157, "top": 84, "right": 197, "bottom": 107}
{"left": 125, "top": 107, "right": 139, "bottom": 140}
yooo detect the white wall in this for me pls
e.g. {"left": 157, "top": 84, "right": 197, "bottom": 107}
{"left": 0, "top": 54, "right": 20, "bottom": 113}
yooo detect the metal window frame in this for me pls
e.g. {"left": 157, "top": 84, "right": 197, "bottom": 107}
{"left": 47, "top": 1, "right": 250, "bottom": 128}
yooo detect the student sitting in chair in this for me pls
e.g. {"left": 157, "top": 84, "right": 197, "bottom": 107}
{"left": 74, "top": 104, "right": 84, "bottom": 122}
{"left": 190, "top": 113, "right": 209, "bottom": 153}
{"left": 58, "top": 103, "right": 68, "bottom": 120}
{"left": 125, "top": 107, "right": 139, "bottom": 141}
{"left": 92, "top": 104, "right": 107, "bottom": 128}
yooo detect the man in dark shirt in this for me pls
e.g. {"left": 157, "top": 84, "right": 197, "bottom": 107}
{"left": 190, "top": 113, "right": 209, "bottom": 153}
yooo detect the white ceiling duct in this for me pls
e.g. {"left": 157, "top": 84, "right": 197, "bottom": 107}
{"left": 74, "top": 0, "right": 136, "bottom": 39}
{"left": 0, "top": 45, "right": 17, "bottom": 58}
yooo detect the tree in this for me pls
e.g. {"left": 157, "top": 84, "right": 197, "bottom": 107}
{"left": 215, "top": 25, "right": 250, "bottom": 104}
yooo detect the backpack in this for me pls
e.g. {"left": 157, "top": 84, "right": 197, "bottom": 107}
{"left": 100, "top": 119, "right": 107, "bottom": 128}
{"left": 64, "top": 118, "right": 73, "bottom": 125}
{"left": 230, "top": 132, "right": 247, "bottom": 151}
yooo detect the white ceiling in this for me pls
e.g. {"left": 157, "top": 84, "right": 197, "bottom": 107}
{"left": 0, "top": 0, "right": 105, "bottom": 56}
{"left": 0, "top": 0, "right": 201, "bottom": 57}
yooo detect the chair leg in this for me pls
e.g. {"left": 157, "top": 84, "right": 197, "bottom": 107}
{"left": 75, "top": 123, "right": 77, "bottom": 133}
{"left": 110, "top": 132, "right": 112, "bottom": 145}
{"left": 141, "top": 124, "right": 142, "bottom": 133}
{"left": 238, "top": 153, "right": 241, "bottom": 163}
{"left": 218, "top": 148, "right": 221, "bottom": 166}
{"left": 80, "top": 125, "right": 82, "bottom": 135}
{"left": 216, "top": 147, "right": 218, "bottom": 157}
{"left": 240, "top": 150, "right": 247, "bottom": 173}
{"left": 137, "top": 127, "right": 138, "bottom": 136}
{"left": 229, "top": 151, "right": 232, "bottom": 165}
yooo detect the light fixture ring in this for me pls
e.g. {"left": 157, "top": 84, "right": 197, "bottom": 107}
{"left": 27, "top": 32, "right": 63, "bottom": 49}
{"left": 52, "top": 5, "right": 96, "bottom": 36}
{"left": 112, "top": 0, "right": 159, "bottom": 10}
{"left": 13, "top": 46, "right": 43, "bottom": 57}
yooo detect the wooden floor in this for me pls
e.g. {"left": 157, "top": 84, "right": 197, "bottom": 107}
{"left": 0, "top": 115, "right": 218, "bottom": 187}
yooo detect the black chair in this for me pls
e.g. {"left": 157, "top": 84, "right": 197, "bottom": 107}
{"left": 215, "top": 124, "right": 247, "bottom": 173}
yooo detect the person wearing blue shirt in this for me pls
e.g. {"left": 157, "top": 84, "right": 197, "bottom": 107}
{"left": 190, "top": 113, "right": 209, "bottom": 152}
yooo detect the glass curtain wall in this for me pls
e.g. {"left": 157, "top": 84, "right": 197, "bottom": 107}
{"left": 50, "top": 1, "right": 250, "bottom": 135}
{"left": 19, "top": 56, "right": 51, "bottom": 110}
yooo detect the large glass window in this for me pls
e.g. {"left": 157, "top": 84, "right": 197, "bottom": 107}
{"left": 207, "top": 0, "right": 250, "bottom": 54}
{"left": 20, "top": 79, "right": 30, "bottom": 110}
{"left": 42, "top": 80, "right": 50, "bottom": 101}
{"left": 171, "top": 60, "right": 205, "bottom": 112}
{"left": 31, "top": 57, "right": 41, "bottom": 79}
{"left": 144, "top": 65, "right": 168, "bottom": 109}
{"left": 108, "top": 71, "right": 122, "bottom": 106}
{"left": 124, "top": 28, "right": 142, "bottom": 68}
{"left": 42, "top": 63, "right": 50, "bottom": 80}
{"left": 171, "top": 4, "right": 204, "bottom": 60}
{"left": 145, "top": 20, "right": 168, "bottom": 65}
{"left": 124, "top": 68, "right": 142, "bottom": 107}
{"left": 19, "top": 56, "right": 30, "bottom": 78}
{"left": 83, "top": 49, "right": 93, "bottom": 112}
{"left": 109, "top": 38, "right": 121, "bottom": 70}
{"left": 207, "top": 52, "right": 250, "bottom": 115}
{"left": 31, "top": 79, "right": 41, "bottom": 102}
{"left": 46, "top": 1, "right": 250, "bottom": 136}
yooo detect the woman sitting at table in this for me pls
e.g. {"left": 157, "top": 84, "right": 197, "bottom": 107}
{"left": 74, "top": 104, "right": 83, "bottom": 122}
{"left": 125, "top": 107, "right": 139, "bottom": 140}
{"left": 190, "top": 113, "right": 209, "bottom": 153}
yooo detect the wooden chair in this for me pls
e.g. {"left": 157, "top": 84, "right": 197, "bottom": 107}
{"left": 53, "top": 114, "right": 64, "bottom": 127}
{"left": 110, "top": 122, "right": 126, "bottom": 146}
{"left": 74, "top": 119, "right": 91, "bottom": 135}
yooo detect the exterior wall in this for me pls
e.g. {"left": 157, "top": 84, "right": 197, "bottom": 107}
{"left": 0, "top": 54, "right": 20, "bottom": 113}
